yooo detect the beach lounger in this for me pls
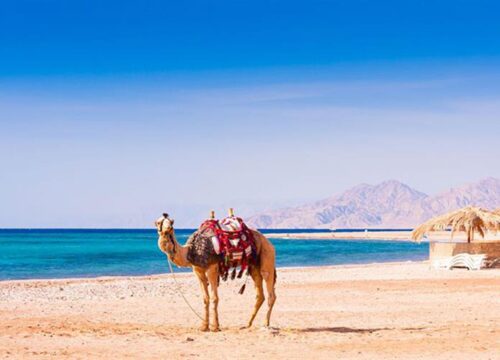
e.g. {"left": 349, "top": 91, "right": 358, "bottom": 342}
{"left": 432, "top": 253, "right": 486, "bottom": 270}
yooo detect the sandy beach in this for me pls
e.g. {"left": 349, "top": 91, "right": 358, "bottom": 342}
{"left": 1, "top": 262, "right": 499, "bottom": 359}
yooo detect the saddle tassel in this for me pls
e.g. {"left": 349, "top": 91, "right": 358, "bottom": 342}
{"left": 238, "top": 283, "right": 246, "bottom": 295}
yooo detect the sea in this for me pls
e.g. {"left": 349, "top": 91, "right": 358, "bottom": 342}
{"left": 0, "top": 229, "right": 428, "bottom": 281}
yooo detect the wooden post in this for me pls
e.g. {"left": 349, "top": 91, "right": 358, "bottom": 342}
{"left": 229, "top": 208, "right": 234, "bottom": 217}
{"left": 210, "top": 210, "right": 215, "bottom": 219}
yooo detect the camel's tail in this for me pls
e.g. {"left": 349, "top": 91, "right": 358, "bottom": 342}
{"left": 238, "top": 268, "right": 276, "bottom": 295}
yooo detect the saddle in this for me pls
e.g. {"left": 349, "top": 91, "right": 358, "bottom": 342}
{"left": 194, "top": 216, "right": 256, "bottom": 281}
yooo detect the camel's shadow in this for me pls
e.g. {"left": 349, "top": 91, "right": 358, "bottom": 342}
{"left": 296, "top": 326, "right": 425, "bottom": 334}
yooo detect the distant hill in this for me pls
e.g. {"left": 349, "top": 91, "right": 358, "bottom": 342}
{"left": 247, "top": 177, "right": 500, "bottom": 229}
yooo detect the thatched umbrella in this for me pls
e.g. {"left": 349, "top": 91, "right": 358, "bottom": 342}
{"left": 412, "top": 206, "right": 500, "bottom": 243}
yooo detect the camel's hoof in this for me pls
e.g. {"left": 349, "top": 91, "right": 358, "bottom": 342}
{"left": 260, "top": 326, "right": 280, "bottom": 334}
{"left": 199, "top": 325, "right": 209, "bottom": 332}
{"left": 210, "top": 326, "right": 221, "bottom": 332}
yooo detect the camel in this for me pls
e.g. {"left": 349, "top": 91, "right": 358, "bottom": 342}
{"left": 155, "top": 213, "right": 277, "bottom": 332}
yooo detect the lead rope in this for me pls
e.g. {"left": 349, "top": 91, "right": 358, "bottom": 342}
{"left": 166, "top": 257, "right": 205, "bottom": 321}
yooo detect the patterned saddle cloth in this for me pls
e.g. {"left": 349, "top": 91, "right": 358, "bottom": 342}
{"left": 186, "top": 216, "right": 256, "bottom": 280}
{"left": 218, "top": 217, "right": 243, "bottom": 232}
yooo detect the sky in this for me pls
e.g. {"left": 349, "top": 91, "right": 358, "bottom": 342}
{"left": 1, "top": 0, "right": 500, "bottom": 227}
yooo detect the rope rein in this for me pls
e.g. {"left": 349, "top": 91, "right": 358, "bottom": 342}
{"left": 158, "top": 216, "right": 204, "bottom": 321}
{"left": 160, "top": 215, "right": 249, "bottom": 322}
{"left": 166, "top": 257, "right": 205, "bottom": 321}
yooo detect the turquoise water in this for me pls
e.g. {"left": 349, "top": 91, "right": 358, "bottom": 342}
{"left": 0, "top": 229, "right": 428, "bottom": 280}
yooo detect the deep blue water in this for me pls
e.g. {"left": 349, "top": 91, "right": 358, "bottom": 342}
{"left": 0, "top": 229, "right": 428, "bottom": 280}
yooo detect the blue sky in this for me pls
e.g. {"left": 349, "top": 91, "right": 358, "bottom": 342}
{"left": 1, "top": 0, "right": 500, "bottom": 227}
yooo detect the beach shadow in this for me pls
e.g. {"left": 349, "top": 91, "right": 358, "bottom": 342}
{"left": 297, "top": 326, "right": 425, "bottom": 334}
{"left": 299, "top": 326, "right": 389, "bottom": 334}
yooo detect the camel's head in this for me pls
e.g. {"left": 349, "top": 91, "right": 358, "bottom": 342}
{"left": 155, "top": 213, "right": 176, "bottom": 256}
{"left": 155, "top": 213, "right": 175, "bottom": 236}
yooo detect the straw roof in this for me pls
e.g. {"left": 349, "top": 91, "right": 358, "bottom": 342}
{"left": 411, "top": 206, "right": 500, "bottom": 242}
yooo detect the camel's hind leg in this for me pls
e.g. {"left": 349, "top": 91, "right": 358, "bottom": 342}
{"left": 245, "top": 266, "right": 265, "bottom": 328}
{"left": 263, "top": 268, "right": 277, "bottom": 327}
{"left": 258, "top": 240, "right": 277, "bottom": 327}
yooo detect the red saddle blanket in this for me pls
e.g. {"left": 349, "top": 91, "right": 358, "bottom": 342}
{"left": 200, "top": 217, "right": 256, "bottom": 280}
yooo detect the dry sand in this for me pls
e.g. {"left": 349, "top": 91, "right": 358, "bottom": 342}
{"left": 1, "top": 262, "right": 499, "bottom": 359}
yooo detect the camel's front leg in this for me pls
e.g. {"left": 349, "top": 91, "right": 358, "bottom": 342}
{"left": 206, "top": 264, "right": 220, "bottom": 332}
{"left": 194, "top": 267, "right": 210, "bottom": 331}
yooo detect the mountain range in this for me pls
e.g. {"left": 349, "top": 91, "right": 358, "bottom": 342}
{"left": 247, "top": 177, "right": 500, "bottom": 229}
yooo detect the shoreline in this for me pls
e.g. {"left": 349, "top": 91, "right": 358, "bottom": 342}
{"left": 268, "top": 230, "right": 414, "bottom": 241}
{"left": 0, "top": 260, "right": 429, "bottom": 285}
{"left": 268, "top": 230, "right": 500, "bottom": 242}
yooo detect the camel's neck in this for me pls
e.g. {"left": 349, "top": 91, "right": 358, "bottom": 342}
{"left": 160, "top": 230, "right": 191, "bottom": 268}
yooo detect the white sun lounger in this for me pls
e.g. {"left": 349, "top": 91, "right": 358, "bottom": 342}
{"left": 432, "top": 253, "right": 486, "bottom": 270}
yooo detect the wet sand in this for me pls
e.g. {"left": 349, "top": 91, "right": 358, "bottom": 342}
{"left": 1, "top": 262, "right": 499, "bottom": 359}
